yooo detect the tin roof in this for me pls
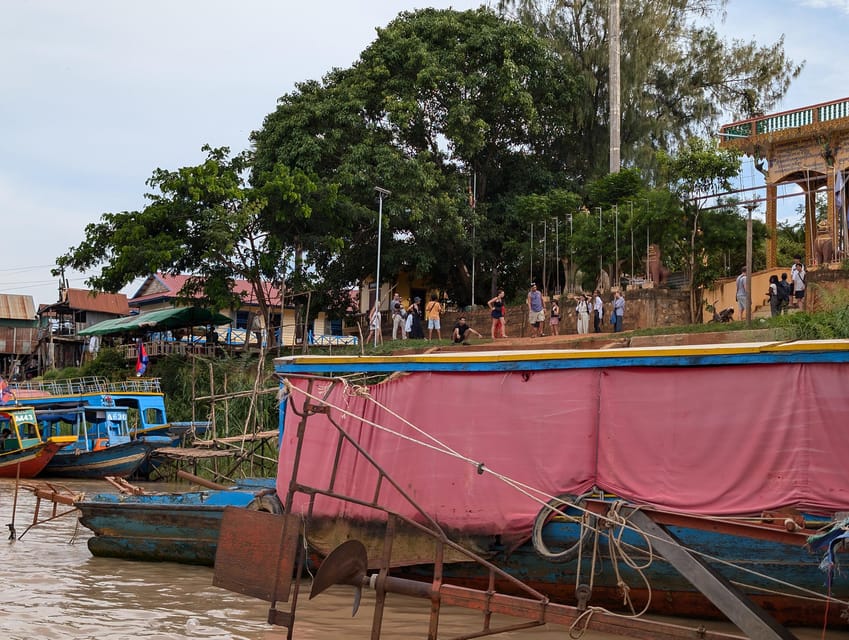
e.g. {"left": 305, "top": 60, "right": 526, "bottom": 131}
{"left": 0, "top": 294, "right": 36, "bottom": 321}
{"left": 65, "top": 289, "right": 130, "bottom": 315}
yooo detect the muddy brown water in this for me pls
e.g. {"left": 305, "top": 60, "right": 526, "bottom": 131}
{"left": 2, "top": 479, "right": 846, "bottom": 639}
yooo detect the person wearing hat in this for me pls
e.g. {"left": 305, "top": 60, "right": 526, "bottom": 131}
{"left": 526, "top": 282, "right": 545, "bottom": 337}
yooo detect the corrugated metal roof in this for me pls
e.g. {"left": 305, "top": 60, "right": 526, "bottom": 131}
{"left": 0, "top": 294, "right": 36, "bottom": 320}
{"left": 66, "top": 289, "right": 130, "bottom": 315}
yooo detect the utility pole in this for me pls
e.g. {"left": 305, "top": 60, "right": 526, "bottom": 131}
{"left": 374, "top": 186, "right": 391, "bottom": 346}
{"left": 609, "top": 0, "right": 621, "bottom": 173}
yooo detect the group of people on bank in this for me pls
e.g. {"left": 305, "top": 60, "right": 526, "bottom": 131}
{"left": 366, "top": 284, "right": 627, "bottom": 347}
{"left": 488, "top": 283, "right": 626, "bottom": 339}
{"left": 735, "top": 254, "right": 808, "bottom": 319}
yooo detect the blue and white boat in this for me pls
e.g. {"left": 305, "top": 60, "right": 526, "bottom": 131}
{"left": 36, "top": 403, "right": 169, "bottom": 478}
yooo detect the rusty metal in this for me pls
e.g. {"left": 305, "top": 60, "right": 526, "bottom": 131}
{"left": 582, "top": 499, "right": 809, "bottom": 546}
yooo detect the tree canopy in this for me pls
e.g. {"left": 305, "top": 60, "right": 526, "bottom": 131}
{"left": 58, "top": 6, "right": 798, "bottom": 324}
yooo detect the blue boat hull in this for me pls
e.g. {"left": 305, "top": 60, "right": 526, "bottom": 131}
{"left": 43, "top": 441, "right": 154, "bottom": 479}
{"left": 76, "top": 480, "right": 277, "bottom": 564}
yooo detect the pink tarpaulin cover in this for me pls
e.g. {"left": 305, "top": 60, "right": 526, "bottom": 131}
{"left": 277, "top": 363, "right": 849, "bottom": 546}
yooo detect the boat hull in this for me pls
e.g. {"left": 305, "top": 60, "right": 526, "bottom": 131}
{"left": 0, "top": 441, "right": 62, "bottom": 478}
{"left": 76, "top": 481, "right": 277, "bottom": 564}
{"left": 42, "top": 441, "right": 154, "bottom": 479}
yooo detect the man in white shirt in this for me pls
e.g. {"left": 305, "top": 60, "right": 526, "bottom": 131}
{"left": 592, "top": 290, "right": 603, "bottom": 333}
{"left": 790, "top": 255, "right": 806, "bottom": 310}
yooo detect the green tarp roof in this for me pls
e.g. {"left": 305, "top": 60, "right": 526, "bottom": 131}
{"left": 79, "top": 307, "right": 231, "bottom": 336}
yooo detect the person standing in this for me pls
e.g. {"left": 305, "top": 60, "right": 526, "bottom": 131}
{"left": 612, "top": 290, "right": 625, "bottom": 332}
{"left": 408, "top": 297, "right": 424, "bottom": 339}
{"left": 488, "top": 289, "right": 507, "bottom": 338}
{"left": 365, "top": 301, "right": 383, "bottom": 346}
{"left": 576, "top": 294, "right": 591, "bottom": 334}
{"left": 778, "top": 272, "right": 792, "bottom": 313}
{"left": 526, "top": 283, "right": 545, "bottom": 337}
{"left": 735, "top": 266, "right": 748, "bottom": 318}
{"left": 592, "top": 290, "right": 603, "bottom": 333}
{"left": 391, "top": 293, "right": 406, "bottom": 340}
{"left": 791, "top": 255, "right": 806, "bottom": 310}
{"left": 767, "top": 275, "right": 780, "bottom": 317}
{"left": 549, "top": 298, "right": 561, "bottom": 336}
{"left": 425, "top": 294, "right": 444, "bottom": 341}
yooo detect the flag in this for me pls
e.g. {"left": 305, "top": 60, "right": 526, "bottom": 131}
{"left": 135, "top": 339, "right": 149, "bottom": 377}
{"left": 836, "top": 169, "right": 846, "bottom": 213}
{"left": 0, "top": 377, "right": 14, "bottom": 405}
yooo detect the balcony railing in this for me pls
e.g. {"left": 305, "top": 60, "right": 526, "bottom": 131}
{"left": 720, "top": 97, "right": 849, "bottom": 141}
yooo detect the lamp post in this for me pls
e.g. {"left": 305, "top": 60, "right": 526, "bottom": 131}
{"left": 374, "top": 186, "right": 391, "bottom": 346}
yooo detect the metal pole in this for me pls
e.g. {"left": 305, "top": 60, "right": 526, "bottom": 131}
{"left": 542, "top": 220, "right": 547, "bottom": 296}
{"left": 745, "top": 203, "right": 755, "bottom": 325}
{"left": 471, "top": 173, "right": 476, "bottom": 308}
{"left": 555, "top": 217, "right": 560, "bottom": 295}
{"left": 530, "top": 223, "right": 534, "bottom": 284}
{"left": 629, "top": 201, "right": 634, "bottom": 283}
{"left": 596, "top": 207, "right": 603, "bottom": 289}
{"left": 374, "top": 186, "right": 391, "bottom": 346}
{"left": 614, "top": 204, "right": 619, "bottom": 287}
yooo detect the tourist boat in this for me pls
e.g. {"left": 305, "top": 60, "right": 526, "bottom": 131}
{"left": 0, "top": 405, "right": 73, "bottom": 478}
{"left": 8, "top": 377, "right": 209, "bottom": 477}
{"left": 35, "top": 403, "right": 170, "bottom": 478}
{"left": 75, "top": 477, "right": 278, "bottom": 564}
{"left": 8, "top": 376, "right": 209, "bottom": 440}
{"left": 212, "top": 339, "right": 849, "bottom": 637}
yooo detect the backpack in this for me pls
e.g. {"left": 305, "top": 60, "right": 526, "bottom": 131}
{"left": 777, "top": 280, "right": 792, "bottom": 303}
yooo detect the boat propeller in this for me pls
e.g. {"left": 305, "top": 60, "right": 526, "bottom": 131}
{"left": 309, "top": 539, "right": 368, "bottom": 616}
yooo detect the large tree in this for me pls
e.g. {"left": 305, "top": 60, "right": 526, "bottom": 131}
{"left": 252, "top": 7, "right": 583, "bottom": 304}
{"left": 56, "top": 146, "right": 334, "bottom": 344}
{"left": 499, "top": 0, "right": 803, "bottom": 179}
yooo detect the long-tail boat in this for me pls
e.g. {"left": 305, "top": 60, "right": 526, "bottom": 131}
{"left": 212, "top": 339, "right": 849, "bottom": 639}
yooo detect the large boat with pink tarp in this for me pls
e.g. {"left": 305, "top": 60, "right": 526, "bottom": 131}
{"left": 213, "top": 340, "right": 849, "bottom": 639}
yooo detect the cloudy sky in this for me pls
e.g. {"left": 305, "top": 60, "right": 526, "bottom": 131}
{"left": 2, "top": 0, "right": 847, "bottom": 306}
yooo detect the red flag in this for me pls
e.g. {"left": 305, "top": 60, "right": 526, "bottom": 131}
{"left": 135, "top": 340, "right": 149, "bottom": 376}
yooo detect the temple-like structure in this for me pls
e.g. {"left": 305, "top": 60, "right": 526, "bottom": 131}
{"left": 719, "top": 97, "right": 849, "bottom": 268}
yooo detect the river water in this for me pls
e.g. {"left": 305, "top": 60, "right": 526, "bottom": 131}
{"left": 3, "top": 478, "right": 847, "bottom": 640}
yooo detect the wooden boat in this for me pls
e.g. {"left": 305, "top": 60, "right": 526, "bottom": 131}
{"left": 36, "top": 404, "right": 169, "bottom": 478}
{"left": 212, "top": 339, "right": 849, "bottom": 637}
{"left": 0, "top": 405, "right": 71, "bottom": 478}
{"left": 75, "top": 478, "right": 278, "bottom": 564}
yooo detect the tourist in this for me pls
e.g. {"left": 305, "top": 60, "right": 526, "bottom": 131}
{"left": 488, "top": 289, "right": 507, "bottom": 338}
{"left": 391, "top": 293, "right": 406, "bottom": 340}
{"left": 791, "top": 255, "right": 806, "bottom": 310}
{"left": 452, "top": 316, "right": 482, "bottom": 344}
{"left": 425, "top": 294, "right": 444, "bottom": 341}
{"left": 767, "top": 275, "right": 780, "bottom": 317}
{"left": 364, "top": 301, "right": 383, "bottom": 346}
{"left": 576, "top": 294, "right": 591, "bottom": 335}
{"left": 407, "top": 297, "right": 424, "bottom": 339}
{"left": 612, "top": 290, "right": 625, "bottom": 332}
{"left": 778, "top": 273, "right": 792, "bottom": 313}
{"left": 549, "top": 298, "right": 561, "bottom": 336}
{"left": 593, "top": 290, "right": 604, "bottom": 333}
{"left": 526, "top": 282, "right": 545, "bottom": 337}
{"left": 735, "top": 266, "right": 748, "bottom": 317}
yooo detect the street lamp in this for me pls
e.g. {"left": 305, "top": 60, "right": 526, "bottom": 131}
{"left": 374, "top": 186, "right": 391, "bottom": 346}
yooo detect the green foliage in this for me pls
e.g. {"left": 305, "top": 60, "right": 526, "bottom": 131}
{"left": 252, "top": 7, "right": 582, "bottom": 305}
{"left": 80, "top": 347, "right": 131, "bottom": 379}
{"left": 502, "top": 0, "right": 802, "bottom": 178}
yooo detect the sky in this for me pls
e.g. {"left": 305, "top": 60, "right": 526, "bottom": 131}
{"left": 2, "top": 0, "right": 848, "bottom": 308}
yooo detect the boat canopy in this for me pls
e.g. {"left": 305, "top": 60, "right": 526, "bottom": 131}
{"left": 79, "top": 307, "right": 231, "bottom": 337}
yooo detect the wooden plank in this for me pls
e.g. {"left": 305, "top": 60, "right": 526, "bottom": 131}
{"left": 213, "top": 508, "right": 299, "bottom": 602}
